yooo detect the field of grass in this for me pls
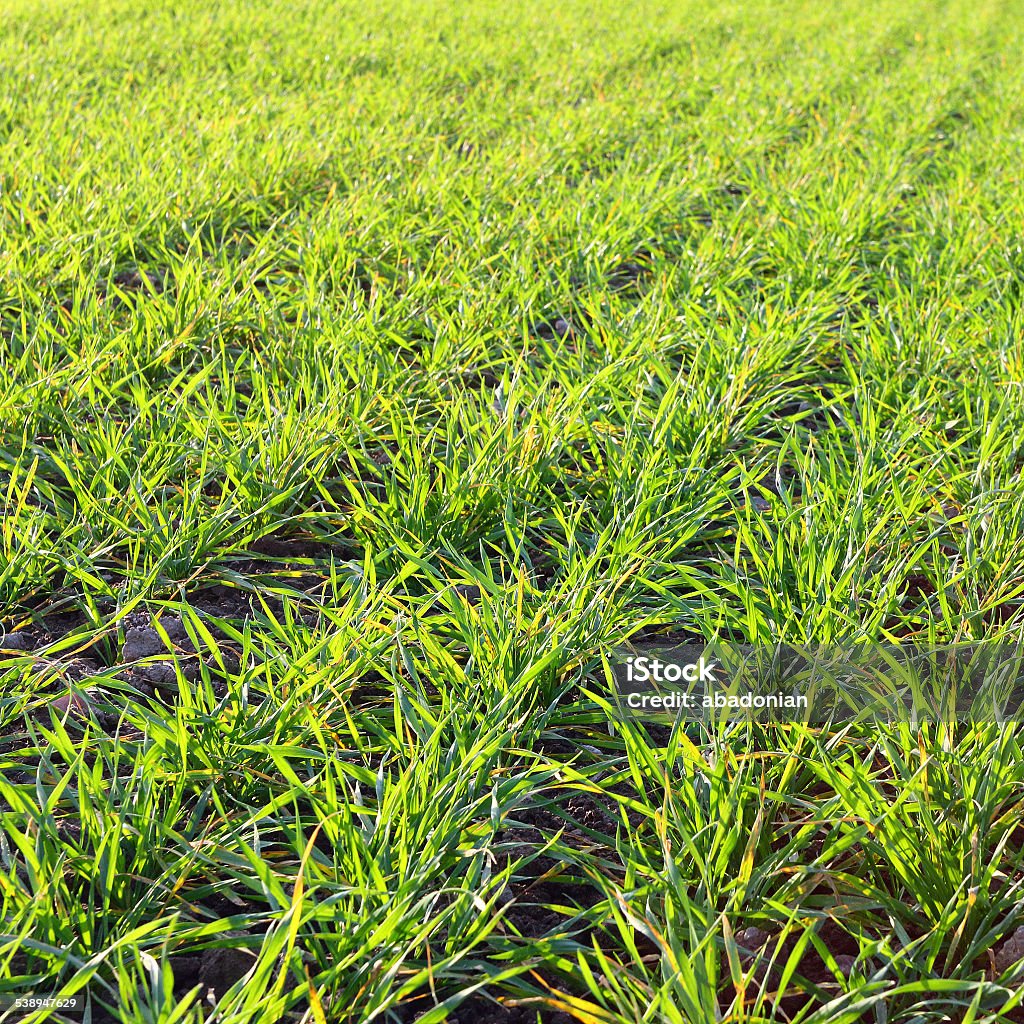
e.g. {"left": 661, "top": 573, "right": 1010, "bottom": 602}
{"left": 3, "top": 0, "right": 1024, "bottom": 1020}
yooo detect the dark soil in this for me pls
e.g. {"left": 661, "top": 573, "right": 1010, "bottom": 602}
{"left": 444, "top": 999, "right": 573, "bottom": 1024}
{"left": 170, "top": 947, "right": 258, "bottom": 1002}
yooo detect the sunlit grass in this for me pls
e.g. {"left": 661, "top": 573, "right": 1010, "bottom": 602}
{"left": 2, "top": 0, "right": 1024, "bottom": 1020}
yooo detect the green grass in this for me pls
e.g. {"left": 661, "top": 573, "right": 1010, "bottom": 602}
{"left": 2, "top": 0, "right": 1024, "bottom": 1020}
